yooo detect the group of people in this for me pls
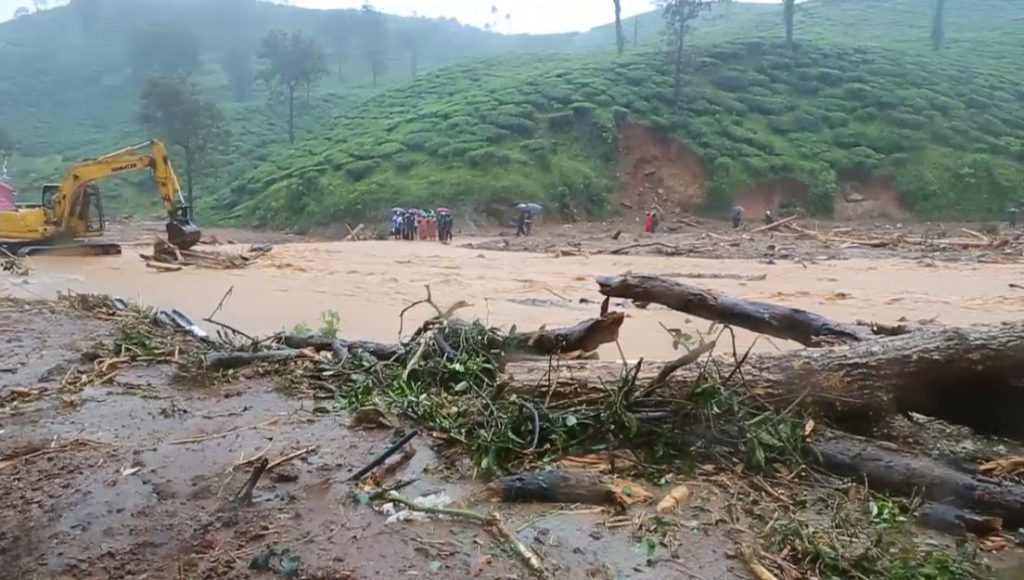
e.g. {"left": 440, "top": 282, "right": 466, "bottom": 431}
{"left": 644, "top": 210, "right": 660, "bottom": 233}
{"left": 391, "top": 207, "right": 453, "bottom": 243}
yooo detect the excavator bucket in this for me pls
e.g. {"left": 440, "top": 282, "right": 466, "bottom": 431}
{"left": 166, "top": 219, "right": 201, "bottom": 250}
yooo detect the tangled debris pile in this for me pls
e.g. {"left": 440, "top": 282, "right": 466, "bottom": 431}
{"left": 1, "top": 247, "right": 27, "bottom": 276}
{"left": 53, "top": 276, "right": 1024, "bottom": 579}
{"left": 140, "top": 237, "right": 273, "bottom": 271}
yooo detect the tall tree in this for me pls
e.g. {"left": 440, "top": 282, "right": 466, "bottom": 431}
{"left": 13, "top": 6, "right": 30, "bottom": 18}
{"left": 658, "top": 0, "right": 717, "bottom": 102}
{"left": 931, "top": 0, "right": 947, "bottom": 50}
{"left": 68, "top": 0, "right": 100, "bottom": 32}
{"left": 32, "top": 0, "right": 48, "bottom": 12}
{"left": 400, "top": 17, "right": 434, "bottom": 78}
{"left": 613, "top": 0, "right": 625, "bottom": 56}
{"left": 0, "top": 126, "right": 13, "bottom": 151}
{"left": 139, "top": 76, "right": 229, "bottom": 211}
{"left": 783, "top": 0, "right": 796, "bottom": 48}
{"left": 222, "top": 45, "right": 254, "bottom": 101}
{"left": 360, "top": 3, "right": 388, "bottom": 87}
{"left": 128, "top": 23, "right": 202, "bottom": 82}
{"left": 257, "top": 30, "right": 327, "bottom": 144}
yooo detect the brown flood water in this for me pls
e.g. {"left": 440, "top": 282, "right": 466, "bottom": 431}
{"left": 6, "top": 239, "right": 1024, "bottom": 359}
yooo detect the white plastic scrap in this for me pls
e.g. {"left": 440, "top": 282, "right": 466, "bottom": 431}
{"left": 382, "top": 492, "right": 453, "bottom": 524}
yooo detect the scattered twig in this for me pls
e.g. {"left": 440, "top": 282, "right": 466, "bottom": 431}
{"left": 0, "top": 438, "right": 108, "bottom": 469}
{"left": 231, "top": 457, "right": 269, "bottom": 507}
{"left": 383, "top": 492, "right": 549, "bottom": 579}
{"left": 168, "top": 418, "right": 280, "bottom": 445}
{"left": 267, "top": 446, "right": 318, "bottom": 471}
{"left": 639, "top": 340, "right": 718, "bottom": 399}
{"left": 398, "top": 285, "right": 443, "bottom": 338}
{"left": 346, "top": 430, "right": 420, "bottom": 482}
{"left": 751, "top": 215, "right": 799, "bottom": 234}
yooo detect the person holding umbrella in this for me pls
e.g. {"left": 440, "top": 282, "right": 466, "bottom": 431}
{"left": 390, "top": 207, "right": 404, "bottom": 239}
{"left": 437, "top": 207, "right": 453, "bottom": 243}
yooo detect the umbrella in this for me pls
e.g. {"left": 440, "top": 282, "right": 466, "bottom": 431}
{"left": 525, "top": 203, "right": 543, "bottom": 213}
{"left": 391, "top": 207, "right": 404, "bottom": 213}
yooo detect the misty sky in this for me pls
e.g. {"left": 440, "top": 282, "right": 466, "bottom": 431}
{"left": 0, "top": 0, "right": 788, "bottom": 32}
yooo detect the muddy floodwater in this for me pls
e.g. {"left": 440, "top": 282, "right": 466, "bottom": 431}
{"left": 7, "top": 239, "right": 1024, "bottom": 357}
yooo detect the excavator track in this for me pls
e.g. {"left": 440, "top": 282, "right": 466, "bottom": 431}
{"left": 0, "top": 241, "right": 122, "bottom": 257}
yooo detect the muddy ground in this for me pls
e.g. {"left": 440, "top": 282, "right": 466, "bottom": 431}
{"left": 0, "top": 298, "right": 751, "bottom": 580}
{"left": 5, "top": 215, "right": 1024, "bottom": 579}
{"left": 463, "top": 216, "right": 1024, "bottom": 264}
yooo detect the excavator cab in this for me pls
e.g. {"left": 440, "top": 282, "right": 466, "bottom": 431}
{"left": 166, "top": 206, "right": 201, "bottom": 250}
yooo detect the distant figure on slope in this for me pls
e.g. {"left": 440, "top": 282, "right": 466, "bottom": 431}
{"left": 1009, "top": 206, "right": 1019, "bottom": 229}
{"left": 516, "top": 209, "right": 529, "bottom": 237}
{"left": 730, "top": 205, "right": 744, "bottom": 229}
{"left": 644, "top": 210, "right": 660, "bottom": 234}
{"left": 764, "top": 210, "right": 775, "bottom": 226}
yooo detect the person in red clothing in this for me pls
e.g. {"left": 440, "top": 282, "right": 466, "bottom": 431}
{"left": 644, "top": 211, "right": 655, "bottom": 233}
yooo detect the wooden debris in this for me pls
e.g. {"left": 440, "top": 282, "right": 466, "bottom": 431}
{"left": 979, "top": 456, "right": 1024, "bottom": 477}
{"left": 344, "top": 223, "right": 368, "bottom": 241}
{"left": 605, "top": 241, "right": 688, "bottom": 255}
{"left": 489, "top": 470, "right": 651, "bottom": 507}
{"left": 596, "top": 274, "right": 870, "bottom": 346}
{"left": 655, "top": 485, "right": 692, "bottom": 513}
{"left": 750, "top": 214, "right": 799, "bottom": 234}
{"left": 140, "top": 237, "right": 272, "bottom": 270}
{"left": 511, "top": 312, "right": 624, "bottom": 359}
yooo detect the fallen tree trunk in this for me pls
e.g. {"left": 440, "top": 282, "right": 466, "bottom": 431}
{"left": 205, "top": 350, "right": 312, "bottom": 371}
{"left": 808, "top": 427, "right": 1024, "bottom": 529}
{"left": 487, "top": 469, "right": 650, "bottom": 507}
{"left": 503, "top": 321, "right": 1024, "bottom": 439}
{"left": 510, "top": 312, "right": 624, "bottom": 358}
{"left": 283, "top": 334, "right": 405, "bottom": 361}
{"left": 596, "top": 274, "right": 870, "bottom": 346}
{"left": 750, "top": 215, "right": 799, "bottom": 234}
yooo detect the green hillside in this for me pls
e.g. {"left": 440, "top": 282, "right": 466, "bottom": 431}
{"left": 3, "top": 0, "right": 1023, "bottom": 224}
{"left": 0, "top": 0, "right": 636, "bottom": 210}
{"left": 223, "top": 0, "right": 1024, "bottom": 225}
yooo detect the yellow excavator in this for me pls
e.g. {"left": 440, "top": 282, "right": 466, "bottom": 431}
{"left": 0, "top": 140, "right": 201, "bottom": 256}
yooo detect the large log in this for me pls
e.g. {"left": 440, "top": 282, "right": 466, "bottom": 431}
{"left": 510, "top": 312, "right": 624, "bottom": 358}
{"left": 596, "top": 274, "right": 870, "bottom": 347}
{"left": 283, "top": 334, "right": 405, "bottom": 361}
{"left": 808, "top": 427, "right": 1024, "bottom": 529}
{"left": 503, "top": 321, "right": 1024, "bottom": 438}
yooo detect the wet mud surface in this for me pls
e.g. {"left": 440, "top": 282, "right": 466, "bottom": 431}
{"left": 0, "top": 299, "right": 748, "bottom": 579}
{"left": 5, "top": 220, "right": 1024, "bottom": 578}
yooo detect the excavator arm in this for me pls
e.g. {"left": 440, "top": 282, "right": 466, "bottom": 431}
{"left": 52, "top": 140, "right": 201, "bottom": 249}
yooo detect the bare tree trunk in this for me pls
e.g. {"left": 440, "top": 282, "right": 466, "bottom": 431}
{"left": 672, "top": 27, "right": 685, "bottom": 103}
{"left": 504, "top": 321, "right": 1024, "bottom": 438}
{"left": 931, "top": 0, "right": 947, "bottom": 50}
{"left": 596, "top": 274, "right": 871, "bottom": 346}
{"left": 784, "top": 0, "right": 796, "bottom": 48}
{"left": 808, "top": 426, "right": 1024, "bottom": 529}
{"left": 634, "top": 16, "right": 639, "bottom": 46}
{"left": 613, "top": 0, "right": 624, "bottom": 56}
{"left": 287, "top": 84, "right": 295, "bottom": 144}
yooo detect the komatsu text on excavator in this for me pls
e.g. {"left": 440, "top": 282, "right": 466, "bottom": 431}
{"left": 0, "top": 140, "right": 201, "bottom": 256}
